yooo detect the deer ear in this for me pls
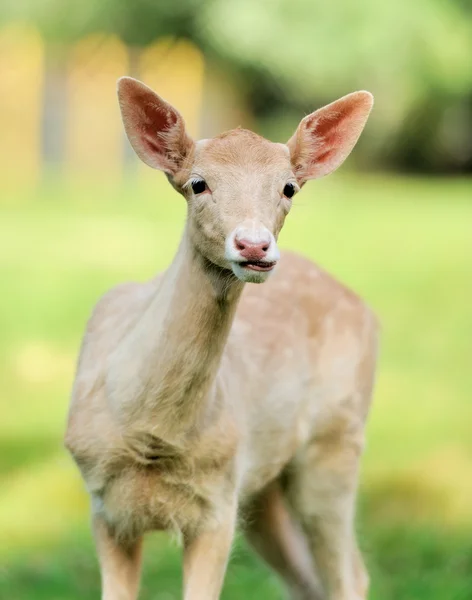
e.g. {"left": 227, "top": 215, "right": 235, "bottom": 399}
{"left": 287, "top": 91, "right": 373, "bottom": 183}
{"left": 117, "top": 77, "right": 193, "bottom": 175}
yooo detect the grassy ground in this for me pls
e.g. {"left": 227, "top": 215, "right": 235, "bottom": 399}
{"left": 1, "top": 173, "right": 471, "bottom": 599}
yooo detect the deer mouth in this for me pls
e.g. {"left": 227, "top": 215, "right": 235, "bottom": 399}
{"left": 240, "top": 260, "right": 277, "bottom": 272}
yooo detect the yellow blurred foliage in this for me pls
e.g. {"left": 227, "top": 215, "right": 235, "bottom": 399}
{"left": 0, "top": 25, "right": 206, "bottom": 189}
{"left": 0, "top": 24, "right": 43, "bottom": 188}
{"left": 66, "top": 34, "right": 128, "bottom": 180}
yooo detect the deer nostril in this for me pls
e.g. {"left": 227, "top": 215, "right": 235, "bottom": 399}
{"left": 261, "top": 243, "right": 269, "bottom": 252}
{"left": 235, "top": 238, "right": 246, "bottom": 251}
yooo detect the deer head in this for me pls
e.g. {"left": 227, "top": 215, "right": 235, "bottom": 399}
{"left": 118, "top": 77, "right": 373, "bottom": 283}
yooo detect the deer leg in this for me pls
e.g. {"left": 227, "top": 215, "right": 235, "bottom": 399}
{"left": 244, "top": 480, "right": 324, "bottom": 600}
{"left": 183, "top": 505, "right": 237, "bottom": 600}
{"left": 93, "top": 514, "right": 143, "bottom": 600}
{"left": 287, "top": 431, "right": 369, "bottom": 600}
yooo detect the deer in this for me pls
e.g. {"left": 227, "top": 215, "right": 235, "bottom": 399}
{"left": 65, "top": 76, "right": 378, "bottom": 600}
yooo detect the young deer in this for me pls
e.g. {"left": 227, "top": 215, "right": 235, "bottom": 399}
{"left": 65, "top": 77, "right": 377, "bottom": 600}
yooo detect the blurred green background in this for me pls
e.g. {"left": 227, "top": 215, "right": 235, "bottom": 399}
{"left": 0, "top": 1, "right": 471, "bottom": 599}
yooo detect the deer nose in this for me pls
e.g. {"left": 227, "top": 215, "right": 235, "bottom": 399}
{"left": 234, "top": 237, "right": 270, "bottom": 261}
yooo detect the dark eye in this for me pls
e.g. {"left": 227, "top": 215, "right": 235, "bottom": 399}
{"left": 191, "top": 179, "right": 207, "bottom": 194}
{"left": 283, "top": 183, "right": 296, "bottom": 199}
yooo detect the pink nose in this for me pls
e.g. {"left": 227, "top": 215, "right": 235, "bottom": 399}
{"left": 234, "top": 237, "right": 270, "bottom": 261}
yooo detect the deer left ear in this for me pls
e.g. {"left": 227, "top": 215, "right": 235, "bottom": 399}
{"left": 287, "top": 91, "right": 374, "bottom": 183}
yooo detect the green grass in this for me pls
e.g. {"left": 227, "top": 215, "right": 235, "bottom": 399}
{"left": 1, "top": 173, "right": 471, "bottom": 598}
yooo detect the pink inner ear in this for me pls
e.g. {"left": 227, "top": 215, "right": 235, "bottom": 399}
{"left": 140, "top": 102, "right": 178, "bottom": 155}
{"left": 142, "top": 134, "right": 163, "bottom": 159}
{"left": 306, "top": 103, "right": 357, "bottom": 168}
{"left": 314, "top": 148, "right": 335, "bottom": 165}
{"left": 308, "top": 102, "right": 357, "bottom": 137}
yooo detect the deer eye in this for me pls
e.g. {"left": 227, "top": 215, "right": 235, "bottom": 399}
{"left": 283, "top": 183, "right": 296, "bottom": 199}
{"left": 191, "top": 179, "right": 207, "bottom": 194}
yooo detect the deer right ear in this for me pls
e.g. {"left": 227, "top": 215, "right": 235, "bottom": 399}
{"left": 117, "top": 77, "right": 193, "bottom": 175}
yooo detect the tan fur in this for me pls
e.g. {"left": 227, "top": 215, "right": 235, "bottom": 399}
{"left": 65, "top": 78, "right": 377, "bottom": 600}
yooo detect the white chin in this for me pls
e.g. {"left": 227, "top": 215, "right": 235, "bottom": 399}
{"left": 230, "top": 262, "right": 275, "bottom": 284}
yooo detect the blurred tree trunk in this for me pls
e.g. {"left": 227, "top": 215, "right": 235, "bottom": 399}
{"left": 200, "top": 60, "right": 253, "bottom": 139}
{"left": 41, "top": 42, "right": 68, "bottom": 175}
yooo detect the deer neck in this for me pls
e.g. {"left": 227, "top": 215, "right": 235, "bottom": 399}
{"left": 114, "top": 228, "right": 244, "bottom": 438}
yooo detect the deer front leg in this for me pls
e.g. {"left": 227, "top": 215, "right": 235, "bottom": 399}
{"left": 183, "top": 503, "right": 237, "bottom": 600}
{"left": 93, "top": 514, "right": 143, "bottom": 600}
